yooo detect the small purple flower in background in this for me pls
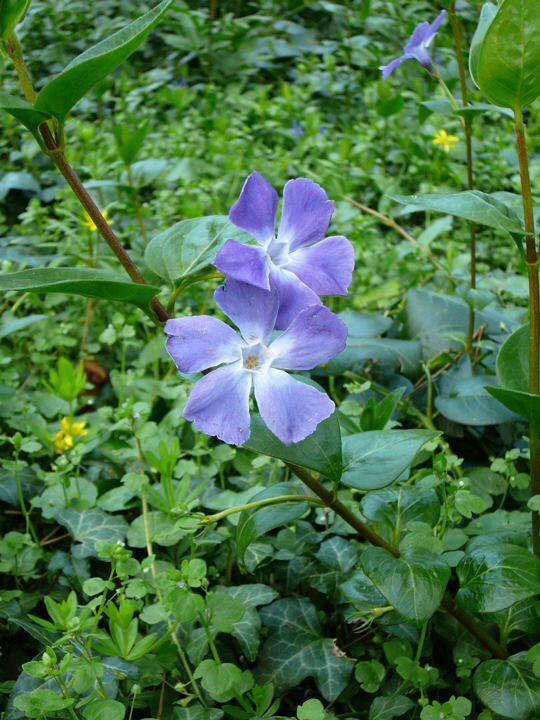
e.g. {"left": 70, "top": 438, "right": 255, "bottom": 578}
{"left": 289, "top": 119, "right": 305, "bottom": 140}
{"left": 213, "top": 171, "right": 355, "bottom": 330}
{"left": 165, "top": 280, "right": 347, "bottom": 446}
{"left": 380, "top": 10, "right": 446, "bottom": 79}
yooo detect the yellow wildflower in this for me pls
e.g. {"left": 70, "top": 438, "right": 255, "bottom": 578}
{"left": 52, "top": 417, "right": 87, "bottom": 453}
{"left": 82, "top": 209, "right": 113, "bottom": 232}
{"left": 432, "top": 129, "right": 460, "bottom": 153}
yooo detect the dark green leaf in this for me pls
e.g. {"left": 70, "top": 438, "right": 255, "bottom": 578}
{"left": 456, "top": 544, "right": 540, "bottom": 613}
{"left": 361, "top": 547, "right": 450, "bottom": 624}
{"left": 52, "top": 508, "right": 128, "bottom": 559}
{"left": 0, "top": 92, "right": 52, "bottom": 143}
{"left": 477, "top": 0, "right": 540, "bottom": 109}
{"left": 361, "top": 487, "right": 440, "bottom": 532}
{"left": 473, "top": 653, "right": 540, "bottom": 720}
{"left": 82, "top": 699, "right": 126, "bottom": 720}
{"left": 369, "top": 695, "right": 415, "bottom": 720}
{"left": 341, "top": 430, "right": 438, "bottom": 490}
{"left": 258, "top": 598, "right": 353, "bottom": 700}
{"left": 0, "top": 268, "right": 160, "bottom": 309}
{"left": 436, "top": 374, "right": 518, "bottom": 425}
{"left": 497, "top": 324, "right": 529, "bottom": 392}
{"left": 244, "top": 411, "right": 342, "bottom": 482}
{"left": 469, "top": 3, "right": 498, "bottom": 86}
{"left": 144, "top": 215, "right": 238, "bottom": 283}
{"left": 486, "top": 387, "right": 540, "bottom": 424}
{"left": 34, "top": 0, "right": 173, "bottom": 122}
{"left": 389, "top": 190, "right": 523, "bottom": 234}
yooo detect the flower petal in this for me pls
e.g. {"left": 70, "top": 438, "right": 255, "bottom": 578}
{"left": 183, "top": 362, "right": 252, "bottom": 445}
{"left": 229, "top": 171, "right": 278, "bottom": 245}
{"left": 270, "top": 306, "right": 347, "bottom": 370}
{"left": 165, "top": 316, "right": 242, "bottom": 373}
{"left": 214, "top": 239, "right": 270, "bottom": 290}
{"left": 284, "top": 235, "right": 355, "bottom": 296}
{"left": 215, "top": 279, "right": 279, "bottom": 344}
{"left": 277, "top": 178, "right": 334, "bottom": 251}
{"left": 379, "top": 55, "right": 408, "bottom": 79}
{"left": 270, "top": 266, "right": 321, "bottom": 331}
{"left": 254, "top": 368, "right": 334, "bottom": 446}
{"left": 405, "top": 21, "right": 433, "bottom": 51}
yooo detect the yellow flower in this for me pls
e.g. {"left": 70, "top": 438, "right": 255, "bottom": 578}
{"left": 432, "top": 129, "right": 460, "bottom": 153}
{"left": 82, "top": 209, "right": 113, "bottom": 232}
{"left": 52, "top": 417, "right": 87, "bottom": 453}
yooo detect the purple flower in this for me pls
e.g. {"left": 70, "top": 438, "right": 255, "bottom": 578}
{"left": 289, "top": 119, "right": 305, "bottom": 140}
{"left": 213, "top": 172, "right": 355, "bottom": 330}
{"left": 380, "top": 10, "right": 446, "bottom": 79}
{"left": 165, "top": 280, "right": 347, "bottom": 447}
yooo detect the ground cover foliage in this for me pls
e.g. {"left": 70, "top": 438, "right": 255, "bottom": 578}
{"left": 0, "top": 0, "right": 539, "bottom": 719}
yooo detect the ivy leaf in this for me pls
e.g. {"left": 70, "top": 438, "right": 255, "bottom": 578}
{"left": 473, "top": 652, "right": 540, "bottom": 720}
{"left": 456, "top": 544, "right": 540, "bottom": 613}
{"left": 52, "top": 508, "right": 127, "bottom": 558}
{"left": 361, "top": 547, "right": 450, "bottom": 625}
{"left": 257, "top": 597, "right": 353, "bottom": 700}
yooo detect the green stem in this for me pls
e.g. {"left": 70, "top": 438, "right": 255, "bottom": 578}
{"left": 13, "top": 457, "right": 39, "bottom": 543}
{"left": 3, "top": 33, "right": 36, "bottom": 103}
{"left": 513, "top": 108, "right": 540, "bottom": 557}
{"left": 202, "top": 494, "right": 321, "bottom": 524}
{"left": 288, "top": 463, "right": 508, "bottom": 659}
{"left": 448, "top": 2, "right": 477, "bottom": 354}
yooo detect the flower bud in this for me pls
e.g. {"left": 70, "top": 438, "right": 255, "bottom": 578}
{"left": 0, "top": 0, "right": 31, "bottom": 41}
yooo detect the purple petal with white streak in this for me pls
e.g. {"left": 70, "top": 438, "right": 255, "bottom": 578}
{"left": 270, "top": 306, "right": 347, "bottom": 370}
{"left": 183, "top": 362, "right": 252, "bottom": 446}
{"left": 215, "top": 279, "right": 279, "bottom": 344}
{"left": 277, "top": 178, "right": 334, "bottom": 251}
{"left": 214, "top": 239, "right": 270, "bottom": 290}
{"left": 165, "top": 316, "right": 242, "bottom": 373}
{"left": 284, "top": 235, "right": 354, "bottom": 296}
{"left": 270, "top": 266, "right": 321, "bottom": 331}
{"left": 380, "top": 55, "right": 408, "bottom": 79}
{"left": 229, "top": 171, "right": 278, "bottom": 245}
{"left": 254, "top": 368, "right": 334, "bottom": 445}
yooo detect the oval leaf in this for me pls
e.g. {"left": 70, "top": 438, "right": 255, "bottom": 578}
{"left": 477, "top": 0, "right": 540, "bottom": 109}
{"left": 34, "top": 0, "right": 173, "bottom": 122}
{"left": 469, "top": 2, "right": 498, "bottom": 87}
{"left": 244, "top": 411, "right": 342, "bottom": 483}
{"left": 341, "top": 429, "right": 438, "bottom": 490}
{"left": 0, "top": 268, "right": 160, "bottom": 309}
{"left": 473, "top": 653, "right": 540, "bottom": 720}
{"left": 497, "top": 323, "right": 529, "bottom": 393}
{"left": 486, "top": 386, "right": 540, "bottom": 424}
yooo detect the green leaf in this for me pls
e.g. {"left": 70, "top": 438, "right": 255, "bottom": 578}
{"left": 0, "top": 92, "right": 52, "bottom": 143}
{"left": 341, "top": 430, "right": 438, "bottom": 491}
{"left": 469, "top": 3, "right": 498, "bottom": 87}
{"left": 34, "top": 0, "right": 173, "bottom": 122}
{"left": 163, "top": 588, "right": 204, "bottom": 623}
{"left": 497, "top": 324, "right": 529, "bottom": 392}
{"left": 0, "top": 0, "right": 31, "bottom": 41}
{"left": 216, "top": 584, "right": 278, "bottom": 661}
{"left": 361, "top": 488, "right": 440, "bottom": 533}
{"left": 236, "top": 482, "right": 310, "bottom": 563}
{"left": 258, "top": 597, "right": 353, "bottom": 700}
{"left": 435, "top": 374, "right": 518, "bottom": 425}
{"left": 369, "top": 695, "right": 415, "bottom": 720}
{"left": 486, "top": 387, "right": 540, "bottom": 424}
{"left": 355, "top": 660, "right": 386, "bottom": 693}
{"left": 477, "top": 0, "right": 540, "bottom": 109}
{"left": 0, "top": 314, "right": 47, "bottom": 340}
{"left": 361, "top": 547, "right": 450, "bottom": 624}
{"left": 473, "top": 653, "right": 540, "bottom": 720}
{"left": 52, "top": 508, "right": 128, "bottom": 559}
{"left": 389, "top": 190, "right": 523, "bottom": 234}
{"left": 13, "top": 690, "right": 74, "bottom": 718}
{"left": 82, "top": 699, "right": 126, "bottom": 720}
{"left": 144, "top": 215, "right": 237, "bottom": 283}
{"left": 456, "top": 544, "right": 540, "bottom": 613}
{"left": 297, "top": 699, "right": 325, "bottom": 720}
{"left": 207, "top": 592, "right": 245, "bottom": 633}
{"left": 0, "top": 268, "right": 160, "bottom": 309}
{"left": 244, "top": 411, "right": 342, "bottom": 482}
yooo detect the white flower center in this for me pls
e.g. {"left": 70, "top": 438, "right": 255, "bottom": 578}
{"left": 241, "top": 342, "right": 272, "bottom": 372}
{"left": 265, "top": 236, "right": 290, "bottom": 266}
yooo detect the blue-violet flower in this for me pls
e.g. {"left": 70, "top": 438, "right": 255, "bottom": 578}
{"left": 213, "top": 171, "right": 355, "bottom": 330}
{"left": 165, "top": 280, "right": 347, "bottom": 446}
{"left": 380, "top": 10, "right": 446, "bottom": 79}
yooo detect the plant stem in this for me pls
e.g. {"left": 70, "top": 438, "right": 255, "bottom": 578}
{"left": 449, "top": 3, "right": 477, "bottom": 354}
{"left": 4, "top": 33, "right": 36, "bottom": 103}
{"left": 13, "top": 458, "right": 39, "bottom": 543}
{"left": 288, "top": 463, "right": 508, "bottom": 659}
{"left": 202, "top": 494, "right": 322, "bottom": 524}
{"left": 514, "top": 108, "right": 540, "bottom": 557}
